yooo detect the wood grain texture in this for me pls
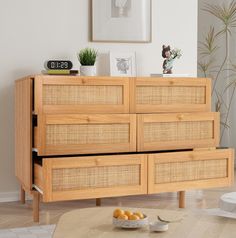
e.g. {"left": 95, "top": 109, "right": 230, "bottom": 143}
{"left": 15, "top": 76, "right": 33, "bottom": 192}
{"left": 129, "top": 77, "right": 136, "bottom": 113}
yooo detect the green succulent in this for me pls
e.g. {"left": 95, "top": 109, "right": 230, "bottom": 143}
{"left": 77, "top": 48, "right": 98, "bottom": 66}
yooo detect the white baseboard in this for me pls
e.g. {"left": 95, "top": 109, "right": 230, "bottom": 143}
{"left": 0, "top": 191, "right": 32, "bottom": 203}
{"left": 0, "top": 191, "right": 20, "bottom": 202}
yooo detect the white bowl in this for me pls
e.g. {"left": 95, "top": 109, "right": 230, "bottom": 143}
{"left": 112, "top": 215, "right": 149, "bottom": 229}
{"left": 149, "top": 221, "right": 169, "bottom": 232}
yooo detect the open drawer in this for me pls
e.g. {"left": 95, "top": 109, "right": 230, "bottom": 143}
{"left": 148, "top": 148, "right": 234, "bottom": 193}
{"left": 34, "top": 75, "right": 130, "bottom": 114}
{"left": 131, "top": 77, "right": 211, "bottom": 113}
{"left": 35, "top": 114, "right": 136, "bottom": 156}
{"left": 34, "top": 154, "right": 147, "bottom": 202}
{"left": 137, "top": 112, "right": 219, "bottom": 151}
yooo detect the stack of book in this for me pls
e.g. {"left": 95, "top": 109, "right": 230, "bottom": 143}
{"left": 43, "top": 60, "right": 79, "bottom": 75}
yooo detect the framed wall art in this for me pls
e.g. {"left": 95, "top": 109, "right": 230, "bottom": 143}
{"left": 109, "top": 51, "right": 136, "bottom": 76}
{"left": 92, "top": 0, "right": 151, "bottom": 42}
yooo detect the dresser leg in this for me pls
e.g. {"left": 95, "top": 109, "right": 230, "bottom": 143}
{"left": 20, "top": 186, "right": 25, "bottom": 204}
{"left": 33, "top": 191, "right": 40, "bottom": 222}
{"left": 96, "top": 198, "right": 101, "bottom": 206}
{"left": 179, "top": 191, "right": 185, "bottom": 208}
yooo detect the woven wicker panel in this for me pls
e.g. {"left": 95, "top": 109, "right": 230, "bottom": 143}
{"left": 144, "top": 121, "right": 213, "bottom": 142}
{"left": 136, "top": 86, "right": 205, "bottom": 105}
{"left": 155, "top": 159, "right": 227, "bottom": 184}
{"left": 46, "top": 124, "right": 129, "bottom": 145}
{"left": 43, "top": 85, "right": 123, "bottom": 105}
{"left": 52, "top": 165, "right": 140, "bottom": 191}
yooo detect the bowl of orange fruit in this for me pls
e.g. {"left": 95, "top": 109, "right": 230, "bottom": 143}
{"left": 112, "top": 208, "right": 148, "bottom": 229}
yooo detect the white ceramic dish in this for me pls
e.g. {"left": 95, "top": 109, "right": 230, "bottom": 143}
{"left": 149, "top": 221, "right": 169, "bottom": 232}
{"left": 112, "top": 215, "right": 149, "bottom": 229}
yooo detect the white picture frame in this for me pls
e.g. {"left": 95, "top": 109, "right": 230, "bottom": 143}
{"left": 92, "top": 0, "right": 151, "bottom": 42}
{"left": 109, "top": 51, "right": 136, "bottom": 77}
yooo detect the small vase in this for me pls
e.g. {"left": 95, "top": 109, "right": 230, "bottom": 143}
{"left": 80, "top": 65, "right": 96, "bottom": 76}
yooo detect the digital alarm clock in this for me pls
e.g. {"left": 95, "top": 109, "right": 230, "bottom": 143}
{"left": 46, "top": 60, "right": 73, "bottom": 70}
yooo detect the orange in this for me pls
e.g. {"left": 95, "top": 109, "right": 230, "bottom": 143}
{"left": 113, "top": 208, "right": 124, "bottom": 218}
{"left": 129, "top": 214, "right": 140, "bottom": 220}
{"left": 124, "top": 210, "right": 133, "bottom": 218}
{"left": 134, "top": 212, "right": 144, "bottom": 219}
{"left": 117, "top": 214, "right": 128, "bottom": 220}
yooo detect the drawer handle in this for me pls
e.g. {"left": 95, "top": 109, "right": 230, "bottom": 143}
{"left": 81, "top": 79, "right": 87, "bottom": 84}
{"left": 95, "top": 158, "right": 102, "bottom": 165}
{"left": 189, "top": 154, "right": 195, "bottom": 160}
{"left": 177, "top": 114, "right": 184, "bottom": 120}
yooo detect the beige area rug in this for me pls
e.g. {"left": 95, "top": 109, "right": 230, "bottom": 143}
{"left": 0, "top": 225, "right": 55, "bottom": 238}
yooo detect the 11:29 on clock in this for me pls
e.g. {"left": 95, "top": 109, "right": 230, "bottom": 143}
{"left": 46, "top": 60, "right": 73, "bottom": 70}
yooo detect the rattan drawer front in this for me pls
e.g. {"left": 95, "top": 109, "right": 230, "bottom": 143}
{"left": 52, "top": 165, "right": 139, "bottom": 191}
{"left": 155, "top": 159, "right": 227, "bottom": 184}
{"left": 43, "top": 85, "right": 123, "bottom": 105}
{"left": 36, "top": 114, "right": 136, "bottom": 156}
{"left": 46, "top": 124, "right": 129, "bottom": 145}
{"left": 137, "top": 112, "right": 219, "bottom": 151}
{"left": 34, "top": 154, "right": 147, "bottom": 202}
{"left": 148, "top": 149, "right": 234, "bottom": 193}
{"left": 34, "top": 75, "right": 130, "bottom": 113}
{"left": 131, "top": 77, "right": 211, "bottom": 113}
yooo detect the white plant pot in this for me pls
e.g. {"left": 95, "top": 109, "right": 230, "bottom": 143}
{"left": 80, "top": 65, "right": 96, "bottom": 76}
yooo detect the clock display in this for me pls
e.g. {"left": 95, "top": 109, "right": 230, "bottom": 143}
{"left": 47, "top": 60, "right": 73, "bottom": 70}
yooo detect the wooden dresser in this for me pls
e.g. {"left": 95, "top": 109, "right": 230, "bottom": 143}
{"left": 15, "top": 75, "right": 234, "bottom": 222}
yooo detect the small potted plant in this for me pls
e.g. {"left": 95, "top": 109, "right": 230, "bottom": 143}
{"left": 77, "top": 47, "right": 98, "bottom": 76}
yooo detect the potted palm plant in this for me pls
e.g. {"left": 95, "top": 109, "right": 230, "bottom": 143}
{"left": 77, "top": 48, "right": 98, "bottom": 76}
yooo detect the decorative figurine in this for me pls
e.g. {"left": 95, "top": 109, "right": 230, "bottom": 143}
{"left": 162, "top": 45, "right": 182, "bottom": 74}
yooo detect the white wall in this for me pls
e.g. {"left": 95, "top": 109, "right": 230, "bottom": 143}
{"left": 198, "top": 0, "right": 230, "bottom": 146}
{"left": 229, "top": 6, "right": 236, "bottom": 153}
{"left": 229, "top": 33, "right": 236, "bottom": 153}
{"left": 0, "top": 0, "right": 198, "bottom": 200}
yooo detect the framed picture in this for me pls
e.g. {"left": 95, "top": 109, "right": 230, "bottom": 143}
{"left": 92, "top": 0, "right": 151, "bottom": 42}
{"left": 109, "top": 52, "right": 136, "bottom": 76}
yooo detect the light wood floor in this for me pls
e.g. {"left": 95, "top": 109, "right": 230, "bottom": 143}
{"left": 0, "top": 174, "right": 235, "bottom": 229}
